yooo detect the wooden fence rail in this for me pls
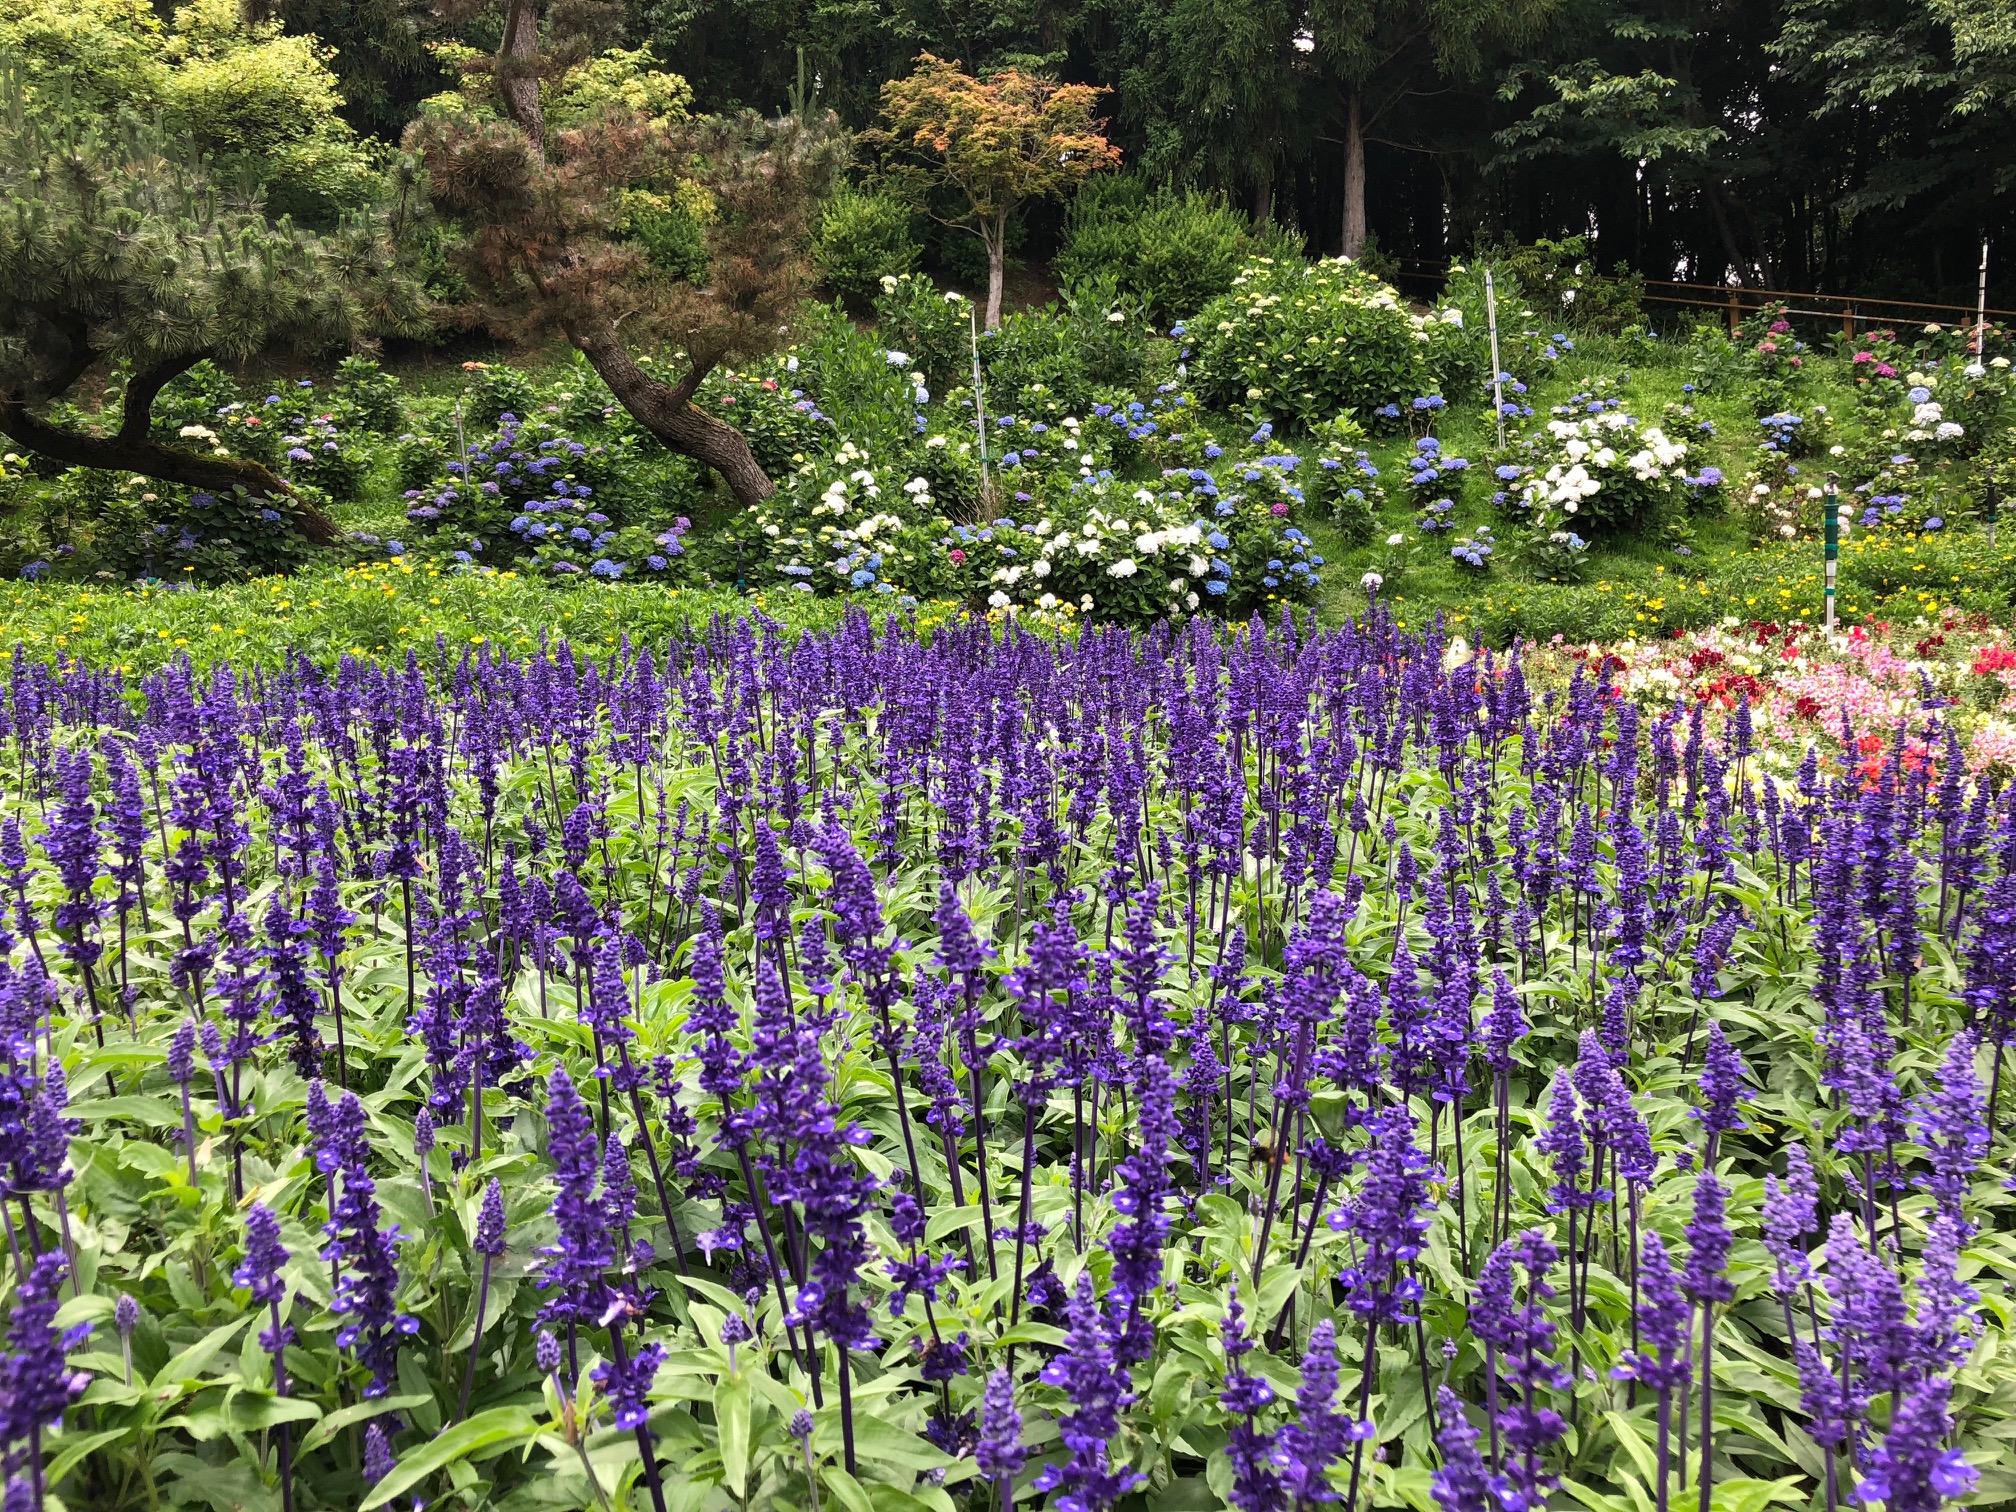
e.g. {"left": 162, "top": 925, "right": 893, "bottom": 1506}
{"left": 1389, "top": 260, "right": 2012, "bottom": 341}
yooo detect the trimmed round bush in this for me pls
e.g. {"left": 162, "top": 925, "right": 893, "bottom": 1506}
{"left": 1056, "top": 178, "right": 1265, "bottom": 326}
{"left": 814, "top": 185, "right": 922, "bottom": 302}
{"left": 1188, "top": 257, "right": 1429, "bottom": 430}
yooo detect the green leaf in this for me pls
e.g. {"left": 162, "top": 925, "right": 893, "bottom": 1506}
{"left": 842, "top": 1414, "right": 953, "bottom": 1472}
{"left": 672, "top": 1273, "right": 753, "bottom": 1318}
{"left": 298, "top": 1392, "right": 433, "bottom": 1456}
{"left": 924, "top": 1205, "right": 985, "bottom": 1245}
{"left": 825, "top": 1466, "right": 878, "bottom": 1512}
{"left": 1149, "top": 1477, "right": 1220, "bottom": 1511}
{"left": 42, "top": 1427, "right": 128, "bottom": 1488}
{"left": 151, "top": 1318, "right": 249, "bottom": 1392}
{"left": 1706, "top": 1477, "right": 1806, "bottom": 1512}
{"left": 225, "top": 1393, "right": 325, "bottom": 1432}
{"left": 1603, "top": 1409, "right": 1659, "bottom": 1485}
{"left": 360, "top": 1406, "right": 541, "bottom": 1510}
{"left": 69, "top": 1095, "right": 183, "bottom": 1127}
{"left": 717, "top": 1375, "right": 751, "bottom": 1496}
{"left": 1559, "top": 1475, "right": 1633, "bottom": 1512}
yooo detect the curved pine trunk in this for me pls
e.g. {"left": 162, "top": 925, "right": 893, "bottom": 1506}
{"left": 0, "top": 396, "right": 342, "bottom": 544}
{"left": 569, "top": 325, "right": 775, "bottom": 508}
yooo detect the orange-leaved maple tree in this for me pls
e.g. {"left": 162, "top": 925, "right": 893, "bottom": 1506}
{"left": 874, "top": 55, "right": 1121, "bottom": 330}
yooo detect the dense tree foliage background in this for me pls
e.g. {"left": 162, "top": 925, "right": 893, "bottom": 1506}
{"left": 263, "top": 0, "right": 2007, "bottom": 302}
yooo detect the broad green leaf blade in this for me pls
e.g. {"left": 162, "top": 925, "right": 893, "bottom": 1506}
{"left": 360, "top": 1405, "right": 541, "bottom": 1510}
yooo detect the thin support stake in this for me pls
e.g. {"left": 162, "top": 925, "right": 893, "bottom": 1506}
{"left": 1823, "top": 472, "right": 1840, "bottom": 635}
{"left": 970, "top": 308, "right": 994, "bottom": 519}
{"left": 1485, "top": 270, "right": 1506, "bottom": 449}
{"left": 1978, "top": 239, "right": 1992, "bottom": 359}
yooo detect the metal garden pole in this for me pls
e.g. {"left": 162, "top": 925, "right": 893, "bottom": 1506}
{"left": 1823, "top": 472, "right": 1840, "bottom": 634}
{"left": 1485, "top": 269, "right": 1506, "bottom": 449}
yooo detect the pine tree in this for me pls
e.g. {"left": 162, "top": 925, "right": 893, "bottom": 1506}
{"left": 0, "top": 102, "right": 424, "bottom": 542}
{"left": 406, "top": 9, "right": 845, "bottom": 509}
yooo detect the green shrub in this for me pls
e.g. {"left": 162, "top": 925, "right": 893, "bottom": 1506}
{"left": 147, "top": 359, "right": 243, "bottom": 442}
{"left": 617, "top": 187, "right": 711, "bottom": 283}
{"left": 464, "top": 365, "right": 540, "bottom": 430}
{"left": 1492, "top": 237, "right": 1644, "bottom": 336}
{"left": 1303, "top": 452, "right": 1386, "bottom": 544}
{"left": 0, "top": 462, "right": 314, "bottom": 584}
{"left": 1055, "top": 178, "right": 1261, "bottom": 327}
{"left": 872, "top": 274, "right": 974, "bottom": 402}
{"left": 976, "top": 277, "right": 1150, "bottom": 419}
{"left": 1188, "top": 257, "right": 1430, "bottom": 430}
{"left": 1502, "top": 403, "right": 1697, "bottom": 538}
{"left": 331, "top": 355, "right": 405, "bottom": 434}
{"left": 813, "top": 185, "right": 921, "bottom": 301}
{"left": 698, "top": 367, "right": 840, "bottom": 477}
{"left": 775, "top": 302, "right": 920, "bottom": 457}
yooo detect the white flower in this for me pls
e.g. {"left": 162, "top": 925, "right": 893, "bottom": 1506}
{"left": 1187, "top": 592, "right": 1200, "bottom": 610}
{"left": 1441, "top": 308, "right": 1464, "bottom": 326}
{"left": 1361, "top": 571, "right": 1384, "bottom": 592}
{"left": 1936, "top": 421, "right": 1965, "bottom": 441}
{"left": 787, "top": 355, "right": 800, "bottom": 371}
{"left": 1247, "top": 387, "right": 1264, "bottom": 400}
{"left": 903, "top": 476, "right": 931, "bottom": 497}
{"left": 880, "top": 275, "right": 899, "bottom": 292}
{"left": 1913, "top": 401, "right": 1944, "bottom": 426}
{"left": 1994, "top": 357, "right": 2011, "bottom": 369}
{"left": 1032, "top": 558, "right": 1052, "bottom": 578}
{"left": 178, "top": 424, "right": 219, "bottom": 443}
{"left": 1386, "top": 533, "right": 1406, "bottom": 547}
{"left": 1966, "top": 362, "right": 1987, "bottom": 379}
{"left": 884, "top": 350, "right": 910, "bottom": 367}
{"left": 987, "top": 591, "right": 1011, "bottom": 608}
{"left": 1107, "top": 311, "right": 1125, "bottom": 323}
{"left": 925, "top": 434, "right": 947, "bottom": 449}
{"left": 1188, "top": 553, "right": 1209, "bottom": 577}
{"left": 1108, "top": 558, "right": 1139, "bottom": 578}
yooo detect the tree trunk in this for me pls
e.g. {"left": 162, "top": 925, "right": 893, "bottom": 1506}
{"left": 984, "top": 213, "right": 1007, "bottom": 331}
{"left": 0, "top": 394, "right": 343, "bottom": 544}
{"left": 497, "top": 0, "right": 546, "bottom": 153}
{"left": 1251, "top": 176, "right": 1273, "bottom": 228}
{"left": 568, "top": 324, "right": 775, "bottom": 509}
{"left": 1341, "top": 85, "right": 1367, "bottom": 260}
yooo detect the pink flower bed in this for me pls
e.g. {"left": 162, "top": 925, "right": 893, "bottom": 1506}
{"left": 1538, "top": 614, "right": 2016, "bottom": 779}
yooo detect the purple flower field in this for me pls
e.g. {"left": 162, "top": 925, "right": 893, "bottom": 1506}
{"left": 0, "top": 608, "right": 2010, "bottom": 1511}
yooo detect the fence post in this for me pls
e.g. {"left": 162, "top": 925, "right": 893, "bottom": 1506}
{"left": 1728, "top": 289, "right": 1740, "bottom": 336}
{"left": 1842, "top": 302, "right": 1854, "bottom": 343}
{"left": 1823, "top": 472, "right": 1840, "bottom": 634}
